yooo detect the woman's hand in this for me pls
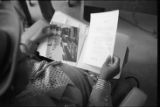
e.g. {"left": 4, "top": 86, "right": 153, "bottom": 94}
{"left": 21, "top": 20, "right": 53, "bottom": 53}
{"left": 99, "top": 56, "right": 120, "bottom": 81}
{"left": 29, "top": 24, "right": 54, "bottom": 43}
{"left": 21, "top": 20, "right": 52, "bottom": 44}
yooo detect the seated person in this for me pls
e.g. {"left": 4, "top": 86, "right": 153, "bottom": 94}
{"left": 0, "top": 1, "right": 137, "bottom": 106}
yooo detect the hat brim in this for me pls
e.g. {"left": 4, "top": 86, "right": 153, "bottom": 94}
{"left": 0, "top": 3, "right": 21, "bottom": 96}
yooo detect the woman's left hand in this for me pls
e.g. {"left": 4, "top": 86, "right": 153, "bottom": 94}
{"left": 21, "top": 19, "right": 53, "bottom": 53}
{"left": 22, "top": 19, "right": 54, "bottom": 44}
{"left": 99, "top": 56, "right": 120, "bottom": 81}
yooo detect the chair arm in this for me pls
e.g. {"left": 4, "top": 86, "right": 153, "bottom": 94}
{"left": 119, "top": 87, "right": 147, "bottom": 107}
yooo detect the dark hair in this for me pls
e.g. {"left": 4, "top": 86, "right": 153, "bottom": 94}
{"left": 38, "top": 0, "right": 55, "bottom": 22}
{"left": 18, "top": 0, "right": 33, "bottom": 27}
{"left": 18, "top": 0, "right": 55, "bottom": 26}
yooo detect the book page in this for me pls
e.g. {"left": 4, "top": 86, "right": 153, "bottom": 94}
{"left": 37, "top": 11, "right": 88, "bottom": 66}
{"left": 50, "top": 11, "right": 89, "bottom": 60}
{"left": 77, "top": 32, "right": 129, "bottom": 79}
{"left": 45, "top": 22, "right": 79, "bottom": 63}
{"left": 81, "top": 10, "right": 119, "bottom": 68}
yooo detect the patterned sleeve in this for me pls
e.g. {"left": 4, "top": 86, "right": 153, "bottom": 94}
{"left": 88, "top": 79, "right": 113, "bottom": 107}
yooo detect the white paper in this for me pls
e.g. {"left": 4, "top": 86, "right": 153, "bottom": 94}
{"left": 50, "top": 11, "right": 67, "bottom": 24}
{"left": 37, "top": 38, "right": 48, "bottom": 56}
{"left": 81, "top": 10, "right": 119, "bottom": 68}
{"left": 77, "top": 32, "right": 129, "bottom": 79}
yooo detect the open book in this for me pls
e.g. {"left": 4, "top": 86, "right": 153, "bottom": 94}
{"left": 37, "top": 10, "right": 129, "bottom": 79}
{"left": 45, "top": 22, "right": 79, "bottom": 63}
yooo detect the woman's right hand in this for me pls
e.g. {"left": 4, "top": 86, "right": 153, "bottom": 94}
{"left": 99, "top": 56, "right": 120, "bottom": 81}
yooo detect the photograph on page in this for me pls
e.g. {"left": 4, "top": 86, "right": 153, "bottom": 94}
{"left": 46, "top": 22, "right": 79, "bottom": 62}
